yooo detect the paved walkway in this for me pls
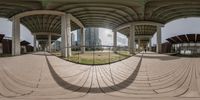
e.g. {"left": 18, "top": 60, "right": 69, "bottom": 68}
{"left": 0, "top": 52, "right": 200, "bottom": 100}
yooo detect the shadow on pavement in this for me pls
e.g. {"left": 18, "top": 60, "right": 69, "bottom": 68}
{"left": 45, "top": 53, "right": 143, "bottom": 93}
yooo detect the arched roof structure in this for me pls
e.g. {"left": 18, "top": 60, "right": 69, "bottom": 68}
{"left": 167, "top": 34, "right": 200, "bottom": 43}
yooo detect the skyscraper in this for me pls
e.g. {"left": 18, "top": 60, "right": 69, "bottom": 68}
{"left": 71, "top": 33, "right": 76, "bottom": 46}
{"left": 52, "top": 41, "right": 61, "bottom": 51}
{"left": 77, "top": 28, "right": 101, "bottom": 48}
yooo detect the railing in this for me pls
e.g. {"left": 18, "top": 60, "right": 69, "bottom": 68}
{"left": 52, "top": 45, "right": 132, "bottom": 65}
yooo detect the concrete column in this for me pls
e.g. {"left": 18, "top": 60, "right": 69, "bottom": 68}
{"left": 113, "top": 30, "right": 117, "bottom": 52}
{"left": 61, "top": 15, "right": 67, "bottom": 57}
{"left": 67, "top": 15, "right": 72, "bottom": 57}
{"left": 81, "top": 28, "right": 85, "bottom": 53}
{"left": 54, "top": 41, "right": 57, "bottom": 51}
{"left": 128, "top": 36, "right": 130, "bottom": 51}
{"left": 37, "top": 41, "right": 39, "bottom": 49}
{"left": 61, "top": 14, "right": 71, "bottom": 57}
{"left": 12, "top": 17, "right": 20, "bottom": 56}
{"left": 138, "top": 38, "right": 141, "bottom": 51}
{"left": 156, "top": 25, "right": 162, "bottom": 53}
{"left": 48, "top": 34, "right": 51, "bottom": 52}
{"left": 149, "top": 38, "right": 152, "bottom": 51}
{"left": 37, "top": 40, "right": 40, "bottom": 51}
{"left": 33, "top": 33, "right": 36, "bottom": 52}
{"left": 129, "top": 24, "right": 136, "bottom": 54}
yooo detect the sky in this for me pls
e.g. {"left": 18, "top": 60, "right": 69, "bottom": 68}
{"left": 0, "top": 18, "right": 33, "bottom": 44}
{"left": 0, "top": 17, "right": 200, "bottom": 46}
{"left": 151, "top": 17, "right": 200, "bottom": 46}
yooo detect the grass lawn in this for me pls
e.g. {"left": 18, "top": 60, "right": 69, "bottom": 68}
{"left": 51, "top": 51, "right": 132, "bottom": 65}
{"left": 0, "top": 54, "right": 12, "bottom": 57}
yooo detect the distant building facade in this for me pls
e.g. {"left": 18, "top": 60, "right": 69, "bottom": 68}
{"left": 77, "top": 28, "right": 102, "bottom": 49}
{"left": 52, "top": 41, "right": 61, "bottom": 51}
{"left": 117, "top": 36, "right": 127, "bottom": 46}
{"left": 0, "top": 34, "right": 4, "bottom": 54}
{"left": 166, "top": 34, "right": 200, "bottom": 56}
{"left": 0, "top": 34, "right": 33, "bottom": 55}
{"left": 71, "top": 33, "right": 76, "bottom": 47}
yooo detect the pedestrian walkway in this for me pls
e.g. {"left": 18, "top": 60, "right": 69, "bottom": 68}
{"left": 0, "top": 52, "right": 200, "bottom": 100}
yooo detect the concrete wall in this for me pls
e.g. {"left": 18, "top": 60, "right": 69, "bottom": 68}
{"left": 26, "top": 45, "right": 34, "bottom": 52}
{"left": 0, "top": 43, "right": 2, "bottom": 54}
{"left": 161, "top": 42, "right": 172, "bottom": 53}
{"left": 150, "top": 42, "right": 172, "bottom": 53}
{"left": 2, "top": 39, "right": 12, "bottom": 54}
{"left": 21, "top": 46, "right": 27, "bottom": 54}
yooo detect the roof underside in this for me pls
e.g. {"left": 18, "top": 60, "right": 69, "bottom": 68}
{"left": 167, "top": 34, "right": 200, "bottom": 43}
{"left": 1, "top": 0, "right": 200, "bottom": 43}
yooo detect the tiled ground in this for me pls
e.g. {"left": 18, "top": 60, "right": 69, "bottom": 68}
{"left": 0, "top": 52, "right": 200, "bottom": 100}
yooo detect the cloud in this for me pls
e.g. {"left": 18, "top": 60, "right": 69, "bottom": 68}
{"left": 152, "top": 17, "right": 200, "bottom": 45}
{"left": 1, "top": 17, "right": 200, "bottom": 47}
{"left": 0, "top": 18, "right": 33, "bottom": 46}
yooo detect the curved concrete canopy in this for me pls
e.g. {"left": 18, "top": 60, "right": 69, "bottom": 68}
{"left": 1, "top": 0, "right": 200, "bottom": 42}
{"left": 119, "top": 25, "right": 156, "bottom": 44}
{"left": 20, "top": 15, "right": 80, "bottom": 34}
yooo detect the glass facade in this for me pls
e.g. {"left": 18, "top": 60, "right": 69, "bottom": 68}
{"left": 171, "top": 43, "right": 200, "bottom": 56}
{"left": 77, "top": 28, "right": 101, "bottom": 47}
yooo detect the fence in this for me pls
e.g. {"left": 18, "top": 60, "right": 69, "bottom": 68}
{"left": 52, "top": 45, "right": 132, "bottom": 65}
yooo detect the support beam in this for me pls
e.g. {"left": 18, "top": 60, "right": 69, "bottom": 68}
{"left": 12, "top": 17, "right": 20, "bottom": 56}
{"left": 80, "top": 28, "right": 85, "bottom": 53}
{"left": 129, "top": 24, "right": 136, "bottom": 54}
{"left": 48, "top": 33, "right": 52, "bottom": 52}
{"left": 135, "top": 34, "right": 152, "bottom": 38}
{"left": 69, "top": 14, "right": 84, "bottom": 28}
{"left": 34, "top": 32, "right": 61, "bottom": 36}
{"left": 33, "top": 33, "right": 36, "bottom": 52}
{"left": 115, "top": 22, "right": 131, "bottom": 31}
{"left": 114, "top": 21, "right": 164, "bottom": 31}
{"left": 185, "top": 34, "right": 189, "bottom": 42}
{"left": 113, "top": 30, "right": 117, "bottom": 52}
{"left": 133, "top": 21, "right": 164, "bottom": 26}
{"left": 156, "top": 25, "right": 162, "bottom": 53}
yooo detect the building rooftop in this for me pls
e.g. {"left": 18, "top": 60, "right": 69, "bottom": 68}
{"left": 166, "top": 34, "right": 200, "bottom": 43}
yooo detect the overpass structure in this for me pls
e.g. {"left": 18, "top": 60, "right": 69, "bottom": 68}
{"left": 0, "top": 0, "right": 200, "bottom": 56}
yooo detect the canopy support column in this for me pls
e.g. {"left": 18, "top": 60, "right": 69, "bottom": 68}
{"left": 61, "top": 14, "right": 71, "bottom": 57}
{"left": 33, "top": 33, "right": 37, "bottom": 52}
{"left": 113, "top": 30, "right": 117, "bottom": 52}
{"left": 12, "top": 17, "right": 20, "bottom": 56}
{"left": 156, "top": 25, "right": 162, "bottom": 53}
{"left": 81, "top": 28, "right": 85, "bottom": 53}
{"left": 48, "top": 34, "right": 52, "bottom": 52}
{"left": 129, "top": 24, "right": 136, "bottom": 54}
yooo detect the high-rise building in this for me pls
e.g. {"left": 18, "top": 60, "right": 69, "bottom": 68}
{"left": 71, "top": 33, "right": 76, "bottom": 46}
{"left": 117, "top": 36, "right": 127, "bottom": 46}
{"left": 77, "top": 28, "right": 101, "bottom": 47}
{"left": 52, "top": 41, "right": 61, "bottom": 51}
